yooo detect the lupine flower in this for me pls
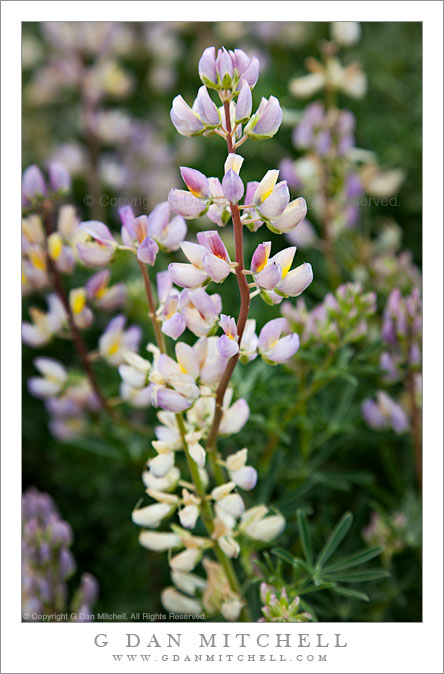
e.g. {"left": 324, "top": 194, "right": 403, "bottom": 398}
{"left": 362, "top": 392, "right": 409, "bottom": 434}
{"left": 86, "top": 269, "right": 126, "bottom": 311}
{"left": 198, "top": 46, "right": 259, "bottom": 91}
{"left": 258, "top": 318, "right": 300, "bottom": 364}
{"left": 219, "top": 389, "right": 250, "bottom": 434}
{"left": 161, "top": 587, "right": 202, "bottom": 615}
{"left": 244, "top": 96, "right": 282, "bottom": 140}
{"left": 78, "top": 220, "right": 117, "bottom": 267}
{"left": 69, "top": 288, "right": 93, "bottom": 329}
{"left": 170, "top": 87, "right": 221, "bottom": 137}
{"left": 239, "top": 319, "right": 259, "bottom": 363}
{"left": 48, "top": 161, "right": 71, "bottom": 194}
{"left": 28, "top": 357, "right": 67, "bottom": 399}
{"left": 146, "top": 202, "right": 187, "bottom": 252}
{"left": 138, "top": 531, "right": 181, "bottom": 552}
{"left": 330, "top": 21, "right": 361, "bottom": 46}
{"left": 179, "top": 288, "right": 221, "bottom": 337}
{"left": 217, "top": 314, "right": 239, "bottom": 358}
{"left": 22, "top": 488, "right": 98, "bottom": 621}
{"left": 240, "top": 505, "right": 285, "bottom": 542}
{"left": 225, "top": 448, "right": 257, "bottom": 491}
{"left": 169, "top": 231, "right": 233, "bottom": 289}
{"left": 22, "top": 294, "right": 67, "bottom": 347}
{"left": 22, "top": 165, "right": 47, "bottom": 206}
{"left": 259, "top": 584, "right": 311, "bottom": 623}
{"left": 99, "top": 315, "right": 142, "bottom": 366}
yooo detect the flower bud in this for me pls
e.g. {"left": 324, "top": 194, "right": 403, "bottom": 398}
{"left": 222, "top": 169, "right": 244, "bottom": 204}
{"left": 48, "top": 162, "right": 71, "bottom": 194}
{"left": 245, "top": 96, "right": 282, "bottom": 140}
{"left": 235, "top": 81, "right": 252, "bottom": 123}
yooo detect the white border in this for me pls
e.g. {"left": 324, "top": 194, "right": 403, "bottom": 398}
{"left": 2, "top": 2, "right": 443, "bottom": 673}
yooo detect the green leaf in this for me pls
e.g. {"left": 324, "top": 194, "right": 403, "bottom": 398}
{"left": 332, "top": 586, "right": 370, "bottom": 602}
{"left": 297, "top": 510, "right": 313, "bottom": 567}
{"left": 298, "top": 582, "right": 336, "bottom": 595}
{"left": 323, "top": 568, "right": 390, "bottom": 583}
{"left": 323, "top": 546, "right": 384, "bottom": 573}
{"left": 271, "top": 549, "right": 311, "bottom": 574}
{"left": 315, "top": 512, "right": 353, "bottom": 569}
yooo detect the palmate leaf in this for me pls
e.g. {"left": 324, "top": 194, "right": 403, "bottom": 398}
{"left": 323, "top": 546, "right": 384, "bottom": 573}
{"left": 297, "top": 510, "right": 314, "bottom": 567}
{"left": 323, "top": 568, "right": 390, "bottom": 583}
{"left": 315, "top": 512, "right": 353, "bottom": 569}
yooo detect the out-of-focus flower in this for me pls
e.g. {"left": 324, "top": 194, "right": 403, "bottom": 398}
{"left": 99, "top": 315, "right": 142, "bottom": 366}
{"left": 290, "top": 57, "right": 367, "bottom": 100}
{"left": 22, "top": 294, "right": 67, "bottom": 347}
{"left": 225, "top": 448, "right": 257, "bottom": 491}
{"left": 86, "top": 269, "right": 126, "bottom": 311}
{"left": 78, "top": 220, "right": 118, "bottom": 267}
{"left": 22, "top": 488, "right": 97, "bottom": 621}
{"left": 69, "top": 288, "right": 93, "bottom": 329}
{"left": 28, "top": 357, "right": 67, "bottom": 399}
{"left": 22, "top": 165, "right": 47, "bottom": 206}
{"left": 362, "top": 391, "right": 409, "bottom": 434}
{"left": 330, "top": 22, "right": 361, "bottom": 46}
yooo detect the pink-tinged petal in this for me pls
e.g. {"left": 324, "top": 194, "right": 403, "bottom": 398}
{"left": 245, "top": 181, "right": 259, "bottom": 205}
{"left": 137, "top": 236, "right": 159, "bottom": 265}
{"left": 259, "top": 182, "right": 290, "bottom": 220}
{"left": 162, "top": 313, "right": 186, "bottom": 340}
{"left": 48, "top": 162, "right": 70, "bottom": 193}
{"left": 255, "top": 261, "right": 282, "bottom": 290}
{"left": 77, "top": 242, "right": 114, "bottom": 267}
{"left": 146, "top": 202, "right": 170, "bottom": 239}
{"left": 251, "top": 242, "right": 271, "bottom": 274}
{"left": 217, "top": 47, "right": 233, "bottom": 81}
{"left": 168, "top": 189, "right": 207, "bottom": 219}
{"left": 222, "top": 169, "right": 244, "bottom": 204}
{"left": 208, "top": 176, "right": 224, "bottom": 198}
{"left": 194, "top": 86, "right": 220, "bottom": 127}
{"left": 97, "top": 284, "right": 126, "bottom": 311}
{"left": 157, "top": 271, "right": 173, "bottom": 303}
{"left": 22, "top": 323, "right": 49, "bottom": 347}
{"left": 124, "top": 325, "right": 142, "bottom": 352}
{"left": 118, "top": 204, "right": 136, "bottom": 236}
{"left": 217, "top": 334, "right": 239, "bottom": 359}
{"left": 168, "top": 263, "right": 208, "bottom": 289}
{"left": 258, "top": 317, "right": 287, "bottom": 351}
{"left": 180, "top": 167, "right": 211, "bottom": 198}
{"left": 235, "top": 80, "right": 252, "bottom": 122}
{"left": 247, "top": 96, "right": 282, "bottom": 139}
{"left": 220, "top": 399, "right": 250, "bottom": 434}
{"left": 153, "top": 387, "right": 193, "bottom": 412}
{"left": 277, "top": 262, "right": 313, "bottom": 297}
{"left": 86, "top": 269, "right": 110, "bottom": 300}
{"left": 241, "top": 56, "right": 259, "bottom": 88}
{"left": 198, "top": 46, "right": 217, "bottom": 85}
{"left": 271, "top": 198, "right": 307, "bottom": 233}
{"left": 180, "top": 241, "right": 206, "bottom": 267}
{"left": 161, "top": 216, "right": 187, "bottom": 252}
{"left": 220, "top": 314, "right": 238, "bottom": 339}
{"left": 80, "top": 220, "right": 115, "bottom": 245}
{"left": 22, "top": 165, "right": 47, "bottom": 202}
{"left": 203, "top": 252, "right": 231, "bottom": 283}
{"left": 264, "top": 333, "right": 300, "bottom": 363}
{"left": 133, "top": 215, "right": 148, "bottom": 243}
{"left": 200, "top": 354, "right": 227, "bottom": 385}
{"left": 186, "top": 288, "right": 219, "bottom": 319}
{"left": 28, "top": 377, "right": 61, "bottom": 399}
{"left": 197, "top": 231, "right": 230, "bottom": 261}
{"left": 171, "top": 95, "right": 204, "bottom": 137}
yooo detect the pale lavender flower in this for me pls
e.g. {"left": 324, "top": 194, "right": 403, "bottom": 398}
{"left": 362, "top": 391, "right": 409, "bottom": 434}
{"left": 245, "top": 96, "right": 282, "bottom": 140}
{"left": 258, "top": 318, "right": 300, "bottom": 364}
{"left": 217, "top": 314, "right": 239, "bottom": 359}
{"left": 48, "top": 161, "right": 71, "bottom": 193}
{"left": 22, "top": 165, "right": 47, "bottom": 205}
{"left": 222, "top": 169, "right": 244, "bottom": 204}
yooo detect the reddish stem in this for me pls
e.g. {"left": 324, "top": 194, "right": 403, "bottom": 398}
{"left": 42, "top": 209, "right": 115, "bottom": 418}
{"left": 206, "top": 101, "right": 250, "bottom": 456}
{"left": 137, "top": 261, "right": 167, "bottom": 354}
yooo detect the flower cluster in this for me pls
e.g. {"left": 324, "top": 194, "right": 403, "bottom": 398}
{"left": 27, "top": 357, "right": 101, "bottom": 440}
{"left": 259, "top": 583, "right": 311, "bottom": 623}
{"left": 282, "top": 282, "right": 376, "bottom": 349}
{"left": 22, "top": 488, "right": 98, "bottom": 621}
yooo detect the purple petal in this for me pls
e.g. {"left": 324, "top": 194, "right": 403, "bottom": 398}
{"left": 80, "top": 220, "right": 115, "bottom": 245}
{"left": 259, "top": 182, "right": 290, "bottom": 220}
{"left": 168, "top": 263, "right": 208, "bottom": 289}
{"left": 278, "top": 262, "right": 313, "bottom": 297}
{"left": 157, "top": 271, "right": 173, "bottom": 303}
{"left": 264, "top": 333, "right": 300, "bottom": 363}
{"left": 86, "top": 269, "right": 110, "bottom": 299}
{"left": 48, "top": 162, "right": 71, "bottom": 193}
{"left": 180, "top": 167, "right": 210, "bottom": 198}
{"left": 235, "top": 81, "right": 252, "bottom": 122}
{"left": 203, "top": 252, "right": 231, "bottom": 283}
{"left": 195, "top": 86, "right": 220, "bottom": 127}
{"left": 77, "top": 242, "right": 114, "bottom": 267}
{"left": 197, "top": 230, "right": 230, "bottom": 261}
{"left": 255, "top": 261, "right": 281, "bottom": 290}
{"left": 168, "top": 189, "right": 206, "bottom": 219}
{"left": 217, "top": 334, "right": 239, "bottom": 359}
{"left": 22, "top": 165, "right": 47, "bottom": 202}
{"left": 362, "top": 399, "right": 387, "bottom": 430}
{"left": 198, "top": 46, "right": 217, "bottom": 85}
{"left": 137, "top": 236, "right": 159, "bottom": 265}
{"left": 258, "top": 317, "right": 287, "bottom": 351}
{"left": 153, "top": 387, "right": 193, "bottom": 412}
{"left": 162, "top": 313, "right": 187, "bottom": 340}
{"left": 222, "top": 169, "right": 244, "bottom": 204}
